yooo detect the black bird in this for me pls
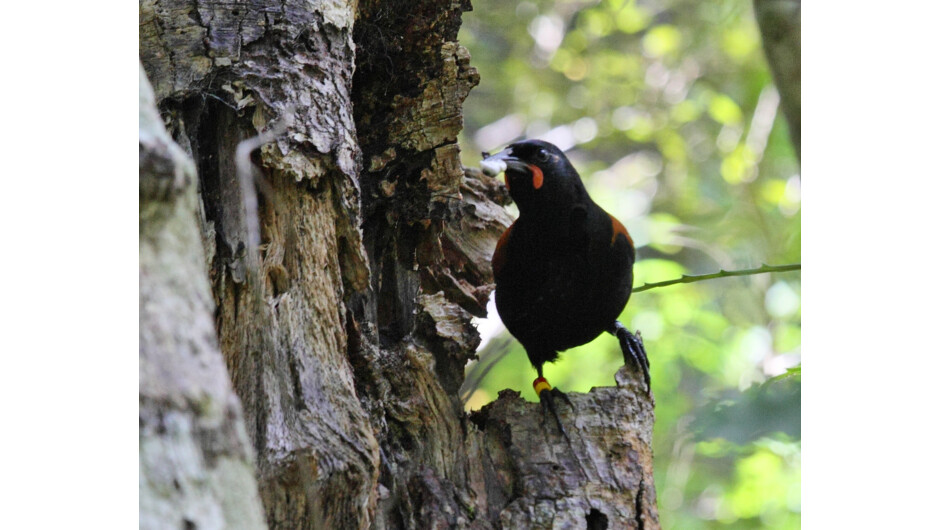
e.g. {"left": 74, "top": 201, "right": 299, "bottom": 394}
{"left": 481, "top": 139, "right": 650, "bottom": 416}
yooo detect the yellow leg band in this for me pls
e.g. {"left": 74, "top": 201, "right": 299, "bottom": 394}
{"left": 533, "top": 377, "right": 552, "bottom": 396}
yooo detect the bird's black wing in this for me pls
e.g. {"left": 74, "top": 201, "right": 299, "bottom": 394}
{"left": 567, "top": 203, "right": 591, "bottom": 254}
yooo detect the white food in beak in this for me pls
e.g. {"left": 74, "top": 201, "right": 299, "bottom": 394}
{"left": 480, "top": 158, "right": 507, "bottom": 177}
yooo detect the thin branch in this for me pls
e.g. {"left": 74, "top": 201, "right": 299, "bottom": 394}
{"left": 460, "top": 335, "right": 514, "bottom": 406}
{"left": 632, "top": 263, "right": 800, "bottom": 293}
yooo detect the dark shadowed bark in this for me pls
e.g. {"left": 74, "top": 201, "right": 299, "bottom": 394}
{"left": 139, "top": 0, "right": 659, "bottom": 528}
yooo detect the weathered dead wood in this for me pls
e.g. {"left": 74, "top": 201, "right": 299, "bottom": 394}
{"left": 139, "top": 63, "right": 268, "bottom": 530}
{"left": 141, "top": 1, "right": 380, "bottom": 527}
{"left": 472, "top": 370, "right": 658, "bottom": 530}
{"left": 139, "top": 0, "right": 660, "bottom": 527}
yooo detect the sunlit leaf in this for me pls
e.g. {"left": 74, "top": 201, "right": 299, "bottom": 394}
{"left": 709, "top": 93, "right": 744, "bottom": 125}
{"left": 642, "top": 25, "right": 682, "bottom": 58}
{"left": 721, "top": 144, "right": 757, "bottom": 184}
{"left": 581, "top": 9, "right": 614, "bottom": 37}
{"left": 615, "top": 4, "right": 653, "bottom": 34}
{"left": 721, "top": 26, "right": 760, "bottom": 61}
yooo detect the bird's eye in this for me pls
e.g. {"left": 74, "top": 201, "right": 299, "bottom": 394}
{"left": 535, "top": 149, "right": 550, "bottom": 163}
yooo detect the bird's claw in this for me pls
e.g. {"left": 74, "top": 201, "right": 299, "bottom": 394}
{"left": 612, "top": 321, "right": 651, "bottom": 394}
{"left": 539, "top": 387, "right": 574, "bottom": 442}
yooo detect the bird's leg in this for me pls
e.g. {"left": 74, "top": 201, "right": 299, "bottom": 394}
{"left": 534, "top": 366, "right": 574, "bottom": 442}
{"left": 610, "top": 321, "right": 651, "bottom": 394}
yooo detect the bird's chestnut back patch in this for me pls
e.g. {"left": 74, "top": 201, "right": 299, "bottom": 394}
{"left": 609, "top": 214, "right": 634, "bottom": 247}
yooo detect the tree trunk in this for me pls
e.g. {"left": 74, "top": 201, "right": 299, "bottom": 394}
{"left": 755, "top": 0, "right": 801, "bottom": 159}
{"left": 139, "top": 0, "right": 659, "bottom": 528}
{"left": 139, "top": 64, "right": 268, "bottom": 530}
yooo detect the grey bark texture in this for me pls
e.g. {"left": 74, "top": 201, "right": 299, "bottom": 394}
{"left": 755, "top": 0, "right": 801, "bottom": 159}
{"left": 140, "top": 64, "right": 269, "bottom": 530}
{"left": 139, "top": 0, "right": 659, "bottom": 528}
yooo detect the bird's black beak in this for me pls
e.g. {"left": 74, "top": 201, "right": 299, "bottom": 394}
{"left": 480, "top": 149, "right": 528, "bottom": 177}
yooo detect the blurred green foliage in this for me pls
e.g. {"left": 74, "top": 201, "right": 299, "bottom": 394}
{"left": 457, "top": 0, "right": 800, "bottom": 527}
{"left": 693, "top": 367, "right": 800, "bottom": 445}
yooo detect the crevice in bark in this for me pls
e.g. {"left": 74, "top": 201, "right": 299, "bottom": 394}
{"left": 635, "top": 478, "right": 646, "bottom": 530}
{"left": 188, "top": 98, "right": 246, "bottom": 283}
{"left": 168, "top": 93, "right": 275, "bottom": 465}
{"left": 140, "top": 63, "right": 268, "bottom": 530}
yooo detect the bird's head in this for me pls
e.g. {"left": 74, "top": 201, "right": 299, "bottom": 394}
{"left": 480, "top": 139, "right": 587, "bottom": 212}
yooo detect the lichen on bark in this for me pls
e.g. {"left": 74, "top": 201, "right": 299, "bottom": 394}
{"left": 139, "top": 63, "right": 268, "bottom": 530}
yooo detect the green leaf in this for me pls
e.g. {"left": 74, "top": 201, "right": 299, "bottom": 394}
{"left": 708, "top": 93, "right": 744, "bottom": 125}
{"left": 642, "top": 25, "right": 682, "bottom": 57}
{"left": 692, "top": 373, "right": 801, "bottom": 444}
{"left": 615, "top": 4, "right": 653, "bottom": 34}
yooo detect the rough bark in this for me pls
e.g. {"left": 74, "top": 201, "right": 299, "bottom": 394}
{"left": 139, "top": 63, "right": 268, "bottom": 530}
{"left": 142, "top": 0, "right": 381, "bottom": 527}
{"left": 139, "top": 0, "right": 659, "bottom": 528}
{"left": 470, "top": 371, "right": 658, "bottom": 529}
{"left": 755, "top": 0, "right": 801, "bottom": 158}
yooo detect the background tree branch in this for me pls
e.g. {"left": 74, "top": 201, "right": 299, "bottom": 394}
{"left": 755, "top": 0, "right": 801, "bottom": 159}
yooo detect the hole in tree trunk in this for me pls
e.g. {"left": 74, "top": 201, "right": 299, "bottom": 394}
{"left": 586, "top": 508, "right": 608, "bottom": 530}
